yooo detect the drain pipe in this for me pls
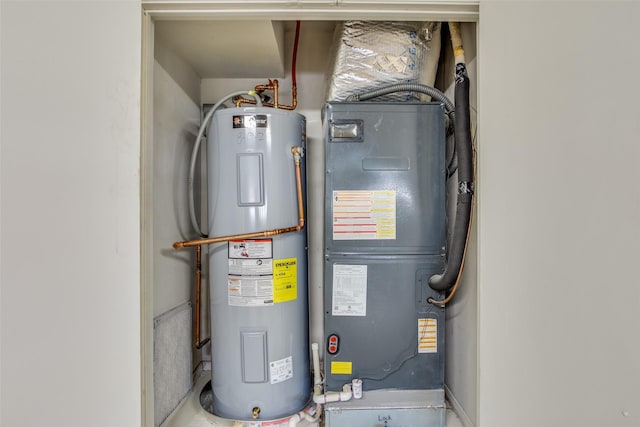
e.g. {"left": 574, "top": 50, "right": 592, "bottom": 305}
{"left": 288, "top": 407, "right": 320, "bottom": 427}
{"left": 310, "top": 343, "right": 353, "bottom": 403}
{"left": 289, "top": 343, "right": 354, "bottom": 426}
{"left": 313, "top": 383, "right": 353, "bottom": 404}
{"left": 288, "top": 344, "right": 323, "bottom": 426}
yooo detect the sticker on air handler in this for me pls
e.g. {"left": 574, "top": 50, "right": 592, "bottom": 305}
{"left": 331, "top": 264, "right": 367, "bottom": 317}
{"left": 332, "top": 190, "right": 396, "bottom": 240}
{"left": 418, "top": 318, "right": 438, "bottom": 354}
{"left": 331, "top": 361, "right": 353, "bottom": 375}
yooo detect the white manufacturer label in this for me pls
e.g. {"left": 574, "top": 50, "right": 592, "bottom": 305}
{"left": 270, "top": 356, "right": 293, "bottom": 384}
{"left": 228, "top": 240, "right": 274, "bottom": 307}
{"left": 332, "top": 190, "right": 396, "bottom": 240}
{"left": 332, "top": 264, "right": 367, "bottom": 316}
{"left": 229, "top": 258, "right": 272, "bottom": 276}
{"left": 228, "top": 277, "right": 273, "bottom": 306}
{"left": 418, "top": 318, "right": 438, "bottom": 353}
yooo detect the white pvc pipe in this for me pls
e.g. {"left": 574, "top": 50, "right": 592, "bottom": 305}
{"left": 288, "top": 408, "right": 320, "bottom": 427}
{"left": 312, "top": 383, "right": 352, "bottom": 404}
{"left": 290, "top": 344, "right": 354, "bottom": 425}
{"left": 311, "top": 342, "right": 322, "bottom": 386}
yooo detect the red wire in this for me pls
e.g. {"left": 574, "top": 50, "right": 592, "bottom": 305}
{"left": 292, "top": 21, "right": 300, "bottom": 87}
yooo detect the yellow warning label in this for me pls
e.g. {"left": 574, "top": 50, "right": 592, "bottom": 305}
{"left": 418, "top": 318, "right": 438, "bottom": 354}
{"left": 273, "top": 258, "right": 297, "bottom": 303}
{"left": 331, "top": 361, "right": 353, "bottom": 375}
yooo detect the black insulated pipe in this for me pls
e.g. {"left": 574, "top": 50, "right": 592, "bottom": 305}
{"left": 428, "top": 63, "right": 474, "bottom": 293}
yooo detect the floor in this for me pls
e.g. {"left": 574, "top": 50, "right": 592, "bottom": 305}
{"left": 162, "top": 370, "right": 466, "bottom": 427}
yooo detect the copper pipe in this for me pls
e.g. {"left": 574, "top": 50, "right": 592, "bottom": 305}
{"left": 193, "top": 245, "right": 211, "bottom": 349}
{"left": 290, "top": 85, "right": 297, "bottom": 109}
{"left": 235, "top": 78, "right": 298, "bottom": 111}
{"left": 254, "top": 82, "right": 274, "bottom": 92}
{"left": 174, "top": 148, "right": 305, "bottom": 249}
{"left": 174, "top": 225, "right": 302, "bottom": 249}
{"left": 273, "top": 79, "right": 279, "bottom": 108}
{"left": 195, "top": 245, "right": 201, "bottom": 345}
{"left": 291, "top": 147, "right": 305, "bottom": 228}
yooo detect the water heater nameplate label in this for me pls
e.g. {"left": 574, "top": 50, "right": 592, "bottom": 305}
{"left": 332, "top": 190, "right": 396, "bottom": 240}
{"left": 273, "top": 258, "right": 297, "bottom": 303}
{"left": 270, "top": 356, "right": 293, "bottom": 384}
{"left": 418, "top": 318, "right": 438, "bottom": 353}
{"left": 233, "top": 114, "right": 268, "bottom": 128}
{"left": 332, "top": 264, "right": 367, "bottom": 316}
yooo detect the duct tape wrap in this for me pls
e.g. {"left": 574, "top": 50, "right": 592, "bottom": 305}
{"left": 326, "top": 21, "right": 440, "bottom": 102}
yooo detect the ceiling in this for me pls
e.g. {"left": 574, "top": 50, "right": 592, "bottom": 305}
{"left": 155, "top": 20, "right": 287, "bottom": 78}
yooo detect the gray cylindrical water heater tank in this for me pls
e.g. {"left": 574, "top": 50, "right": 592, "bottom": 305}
{"left": 207, "top": 107, "right": 309, "bottom": 421}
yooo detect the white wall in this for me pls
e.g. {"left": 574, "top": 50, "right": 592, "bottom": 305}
{"left": 152, "top": 58, "right": 201, "bottom": 318}
{"left": 444, "top": 22, "right": 478, "bottom": 427}
{"left": 0, "top": 1, "right": 142, "bottom": 426}
{"left": 478, "top": 2, "right": 640, "bottom": 426}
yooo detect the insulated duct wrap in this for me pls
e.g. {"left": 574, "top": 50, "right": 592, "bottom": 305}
{"left": 326, "top": 21, "right": 440, "bottom": 102}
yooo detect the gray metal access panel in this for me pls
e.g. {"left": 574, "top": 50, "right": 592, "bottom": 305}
{"left": 323, "top": 102, "right": 447, "bottom": 400}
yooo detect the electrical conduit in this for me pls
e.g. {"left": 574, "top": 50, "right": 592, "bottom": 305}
{"left": 289, "top": 343, "right": 355, "bottom": 426}
{"left": 188, "top": 90, "right": 263, "bottom": 237}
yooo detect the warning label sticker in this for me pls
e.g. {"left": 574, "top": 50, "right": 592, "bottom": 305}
{"left": 332, "top": 190, "right": 396, "bottom": 240}
{"left": 418, "top": 318, "right": 438, "bottom": 353}
{"left": 273, "top": 258, "right": 297, "bottom": 303}
{"left": 331, "top": 264, "right": 367, "bottom": 317}
{"left": 270, "top": 356, "right": 293, "bottom": 384}
{"left": 229, "top": 239, "right": 272, "bottom": 259}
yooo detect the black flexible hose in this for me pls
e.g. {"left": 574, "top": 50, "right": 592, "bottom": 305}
{"left": 428, "top": 63, "right": 474, "bottom": 292}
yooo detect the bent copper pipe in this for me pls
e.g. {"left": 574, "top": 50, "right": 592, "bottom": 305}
{"left": 235, "top": 79, "right": 298, "bottom": 111}
{"left": 173, "top": 147, "right": 305, "bottom": 249}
